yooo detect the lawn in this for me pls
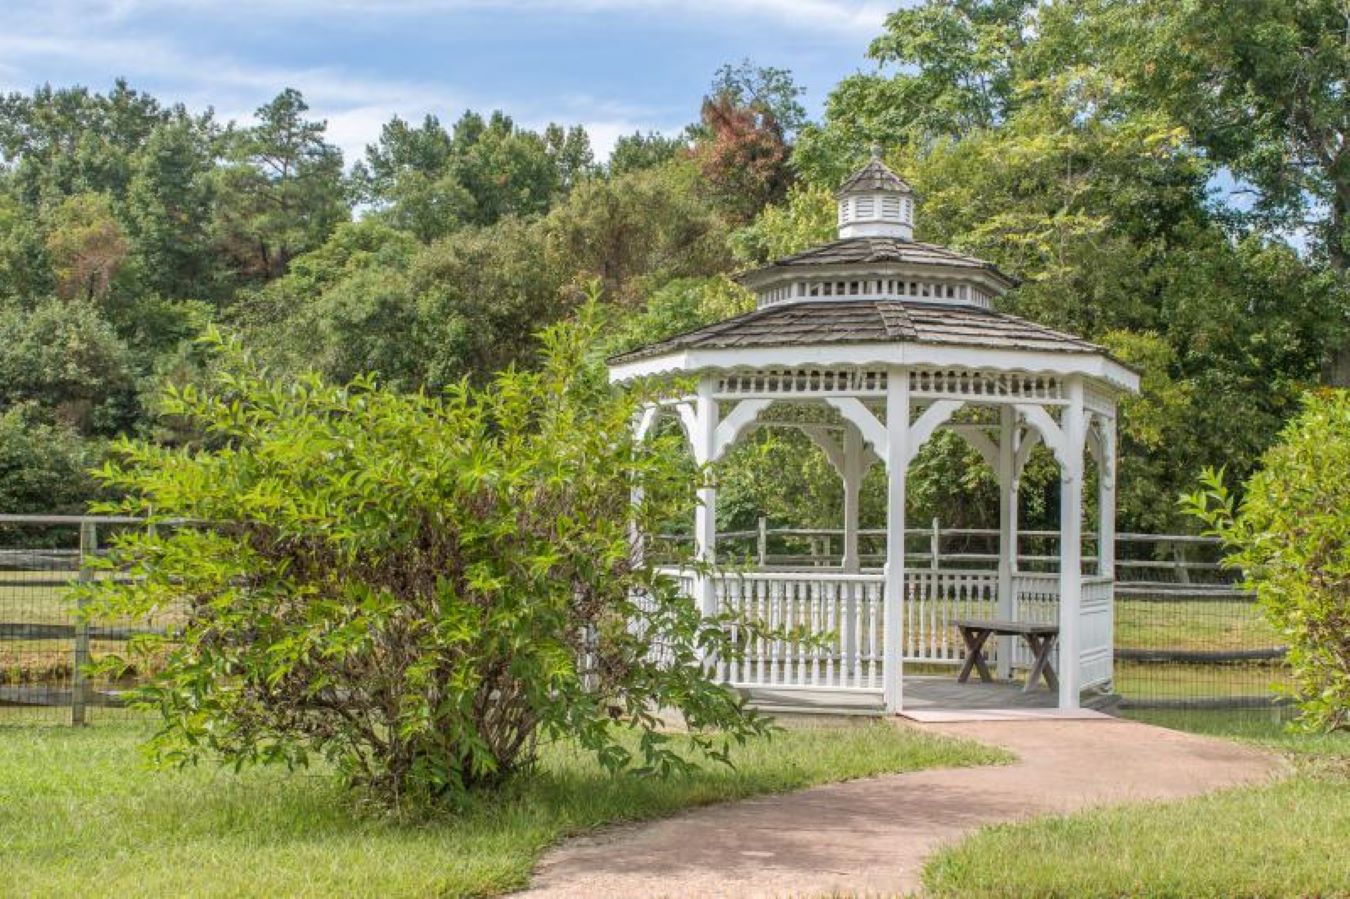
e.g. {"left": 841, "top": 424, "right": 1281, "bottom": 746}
{"left": 923, "top": 711, "right": 1350, "bottom": 898}
{"left": 0, "top": 720, "right": 1004, "bottom": 898}
{"left": 1115, "top": 597, "right": 1278, "bottom": 653}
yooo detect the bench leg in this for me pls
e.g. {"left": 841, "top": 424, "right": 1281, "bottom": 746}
{"left": 957, "top": 628, "right": 994, "bottom": 684}
{"left": 1023, "top": 634, "right": 1059, "bottom": 693}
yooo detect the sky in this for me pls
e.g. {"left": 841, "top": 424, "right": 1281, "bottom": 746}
{"left": 1, "top": 0, "right": 898, "bottom": 164}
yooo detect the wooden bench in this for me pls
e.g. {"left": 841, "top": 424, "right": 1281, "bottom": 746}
{"left": 951, "top": 618, "right": 1059, "bottom": 694}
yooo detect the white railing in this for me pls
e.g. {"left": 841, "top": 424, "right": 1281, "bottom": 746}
{"left": 1011, "top": 572, "right": 1060, "bottom": 671}
{"left": 1080, "top": 575, "right": 1114, "bottom": 689}
{"left": 711, "top": 571, "right": 884, "bottom": 691}
{"left": 655, "top": 566, "right": 1040, "bottom": 692}
{"left": 904, "top": 569, "right": 999, "bottom": 666}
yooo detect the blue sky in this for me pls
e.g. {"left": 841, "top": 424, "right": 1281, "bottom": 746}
{"left": 2, "top": 1, "right": 897, "bottom": 163}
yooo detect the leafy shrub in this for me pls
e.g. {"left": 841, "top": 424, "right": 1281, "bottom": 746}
{"left": 84, "top": 293, "right": 769, "bottom": 805}
{"left": 0, "top": 403, "right": 102, "bottom": 514}
{"left": 1184, "top": 389, "right": 1350, "bottom": 731}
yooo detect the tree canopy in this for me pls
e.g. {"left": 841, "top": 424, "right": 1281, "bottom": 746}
{"left": 1, "top": 7, "right": 1346, "bottom": 536}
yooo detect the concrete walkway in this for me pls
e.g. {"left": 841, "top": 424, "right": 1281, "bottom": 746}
{"left": 524, "top": 717, "right": 1280, "bottom": 898}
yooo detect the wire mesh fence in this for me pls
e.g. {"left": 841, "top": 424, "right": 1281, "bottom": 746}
{"left": 1112, "top": 536, "right": 1291, "bottom": 726}
{"left": 2, "top": 514, "right": 1291, "bottom": 726}
{"left": 0, "top": 515, "right": 181, "bottom": 726}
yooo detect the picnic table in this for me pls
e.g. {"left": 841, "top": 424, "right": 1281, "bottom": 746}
{"left": 951, "top": 618, "right": 1059, "bottom": 693}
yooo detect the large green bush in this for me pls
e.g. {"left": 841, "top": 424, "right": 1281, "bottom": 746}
{"left": 84, "top": 294, "right": 769, "bottom": 805}
{"left": 1185, "top": 389, "right": 1350, "bottom": 731}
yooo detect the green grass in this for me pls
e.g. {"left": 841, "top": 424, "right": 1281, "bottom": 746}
{"left": 1115, "top": 598, "right": 1278, "bottom": 653}
{"left": 1114, "top": 659, "right": 1289, "bottom": 702}
{"left": 0, "top": 721, "right": 1005, "bottom": 898}
{"left": 923, "top": 712, "right": 1350, "bottom": 898}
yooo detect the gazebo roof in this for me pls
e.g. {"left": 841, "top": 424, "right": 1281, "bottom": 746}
{"left": 609, "top": 299, "right": 1104, "bottom": 364}
{"left": 737, "top": 237, "right": 1017, "bottom": 290}
{"left": 608, "top": 154, "right": 1139, "bottom": 393}
{"left": 835, "top": 156, "right": 914, "bottom": 197}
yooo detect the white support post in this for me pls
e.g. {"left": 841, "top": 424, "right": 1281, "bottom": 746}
{"left": 629, "top": 407, "right": 655, "bottom": 571}
{"left": 1098, "top": 414, "right": 1117, "bottom": 693}
{"left": 1057, "top": 378, "right": 1087, "bottom": 709}
{"left": 841, "top": 423, "right": 864, "bottom": 684}
{"left": 883, "top": 369, "right": 910, "bottom": 714}
{"left": 693, "top": 377, "right": 719, "bottom": 618}
{"left": 1098, "top": 416, "right": 1117, "bottom": 581}
{"left": 841, "top": 423, "right": 863, "bottom": 574}
{"left": 996, "top": 405, "right": 1017, "bottom": 679}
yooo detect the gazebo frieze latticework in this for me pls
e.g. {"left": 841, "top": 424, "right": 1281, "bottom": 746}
{"left": 610, "top": 150, "right": 1139, "bottom": 716}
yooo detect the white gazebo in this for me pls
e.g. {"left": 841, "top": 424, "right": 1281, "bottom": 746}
{"left": 609, "top": 152, "right": 1140, "bottom": 715}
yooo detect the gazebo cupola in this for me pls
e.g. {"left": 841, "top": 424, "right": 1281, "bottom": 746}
{"left": 745, "top": 154, "right": 1012, "bottom": 311}
{"left": 609, "top": 151, "right": 1140, "bottom": 718}
{"left": 836, "top": 147, "right": 915, "bottom": 240}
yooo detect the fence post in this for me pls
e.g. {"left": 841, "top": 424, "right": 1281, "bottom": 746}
{"left": 1173, "top": 542, "right": 1191, "bottom": 584}
{"left": 757, "top": 516, "right": 768, "bottom": 567}
{"left": 930, "top": 517, "right": 941, "bottom": 571}
{"left": 72, "top": 519, "right": 96, "bottom": 726}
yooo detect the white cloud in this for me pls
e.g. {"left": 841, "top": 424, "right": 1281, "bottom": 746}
{"left": 40, "top": 0, "right": 889, "bottom": 38}
{"left": 2, "top": 0, "right": 878, "bottom": 164}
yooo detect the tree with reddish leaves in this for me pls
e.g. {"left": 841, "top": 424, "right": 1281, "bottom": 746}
{"left": 693, "top": 91, "right": 793, "bottom": 225}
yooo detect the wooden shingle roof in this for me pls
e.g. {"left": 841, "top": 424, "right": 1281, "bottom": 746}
{"left": 835, "top": 157, "right": 913, "bottom": 196}
{"left": 756, "top": 237, "right": 1013, "bottom": 282}
{"left": 608, "top": 299, "right": 1103, "bottom": 365}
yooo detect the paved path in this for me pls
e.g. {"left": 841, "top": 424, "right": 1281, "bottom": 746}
{"left": 524, "top": 717, "right": 1280, "bottom": 898}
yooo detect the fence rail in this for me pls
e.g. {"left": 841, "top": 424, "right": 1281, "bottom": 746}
{"left": 1, "top": 514, "right": 1285, "bottom": 724}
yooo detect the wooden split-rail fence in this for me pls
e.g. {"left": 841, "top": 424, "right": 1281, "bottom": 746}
{"left": 1, "top": 514, "right": 1280, "bottom": 724}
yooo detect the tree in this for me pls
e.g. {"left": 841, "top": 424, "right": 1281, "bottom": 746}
{"left": 355, "top": 111, "right": 591, "bottom": 240}
{"left": 793, "top": 0, "right": 1036, "bottom": 181}
{"left": 356, "top": 114, "right": 455, "bottom": 200}
{"left": 693, "top": 93, "right": 792, "bottom": 224}
{"left": 604, "top": 275, "right": 754, "bottom": 356}
{"left": 445, "top": 110, "right": 561, "bottom": 226}
{"left": 0, "top": 403, "right": 102, "bottom": 515}
{"left": 352, "top": 115, "right": 472, "bottom": 243}
{"left": 124, "top": 117, "right": 219, "bottom": 301}
{"left": 0, "top": 80, "right": 175, "bottom": 208}
{"left": 609, "top": 131, "right": 685, "bottom": 176}
{"left": 0, "top": 296, "right": 138, "bottom": 434}
{"left": 543, "top": 161, "right": 736, "bottom": 306}
{"left": 0, "top": 188, "right": 53, "bottom": 300}
{"left": 729, "top": 182, "right": 836, "bottom": 264}
{"left": 708, "top": 60, "right": 809, "bottom": 137}
{"left": 44, "top": 193, "right": 128, "bottom": 302}
{"left": 1107, "top": 0, "right": 1350, "bottom": 381}
{"left": 544, "top": 122, "right": 595, "bottom": 189}
{"left": 84, "top": 300, "right": 771, "bottom": 805}
{"left": 1185, "top": 389, "right": 1350, "bottom": 731}
{"left": 214, "top": 89, "right": 348, "bottom": 281}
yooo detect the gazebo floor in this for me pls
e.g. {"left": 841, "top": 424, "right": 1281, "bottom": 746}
{"left": 740, "top": 674, "right": 1077, "bottom": 718}
{"left": 902, "top": 675, "right": 1058, "bottom": 710}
